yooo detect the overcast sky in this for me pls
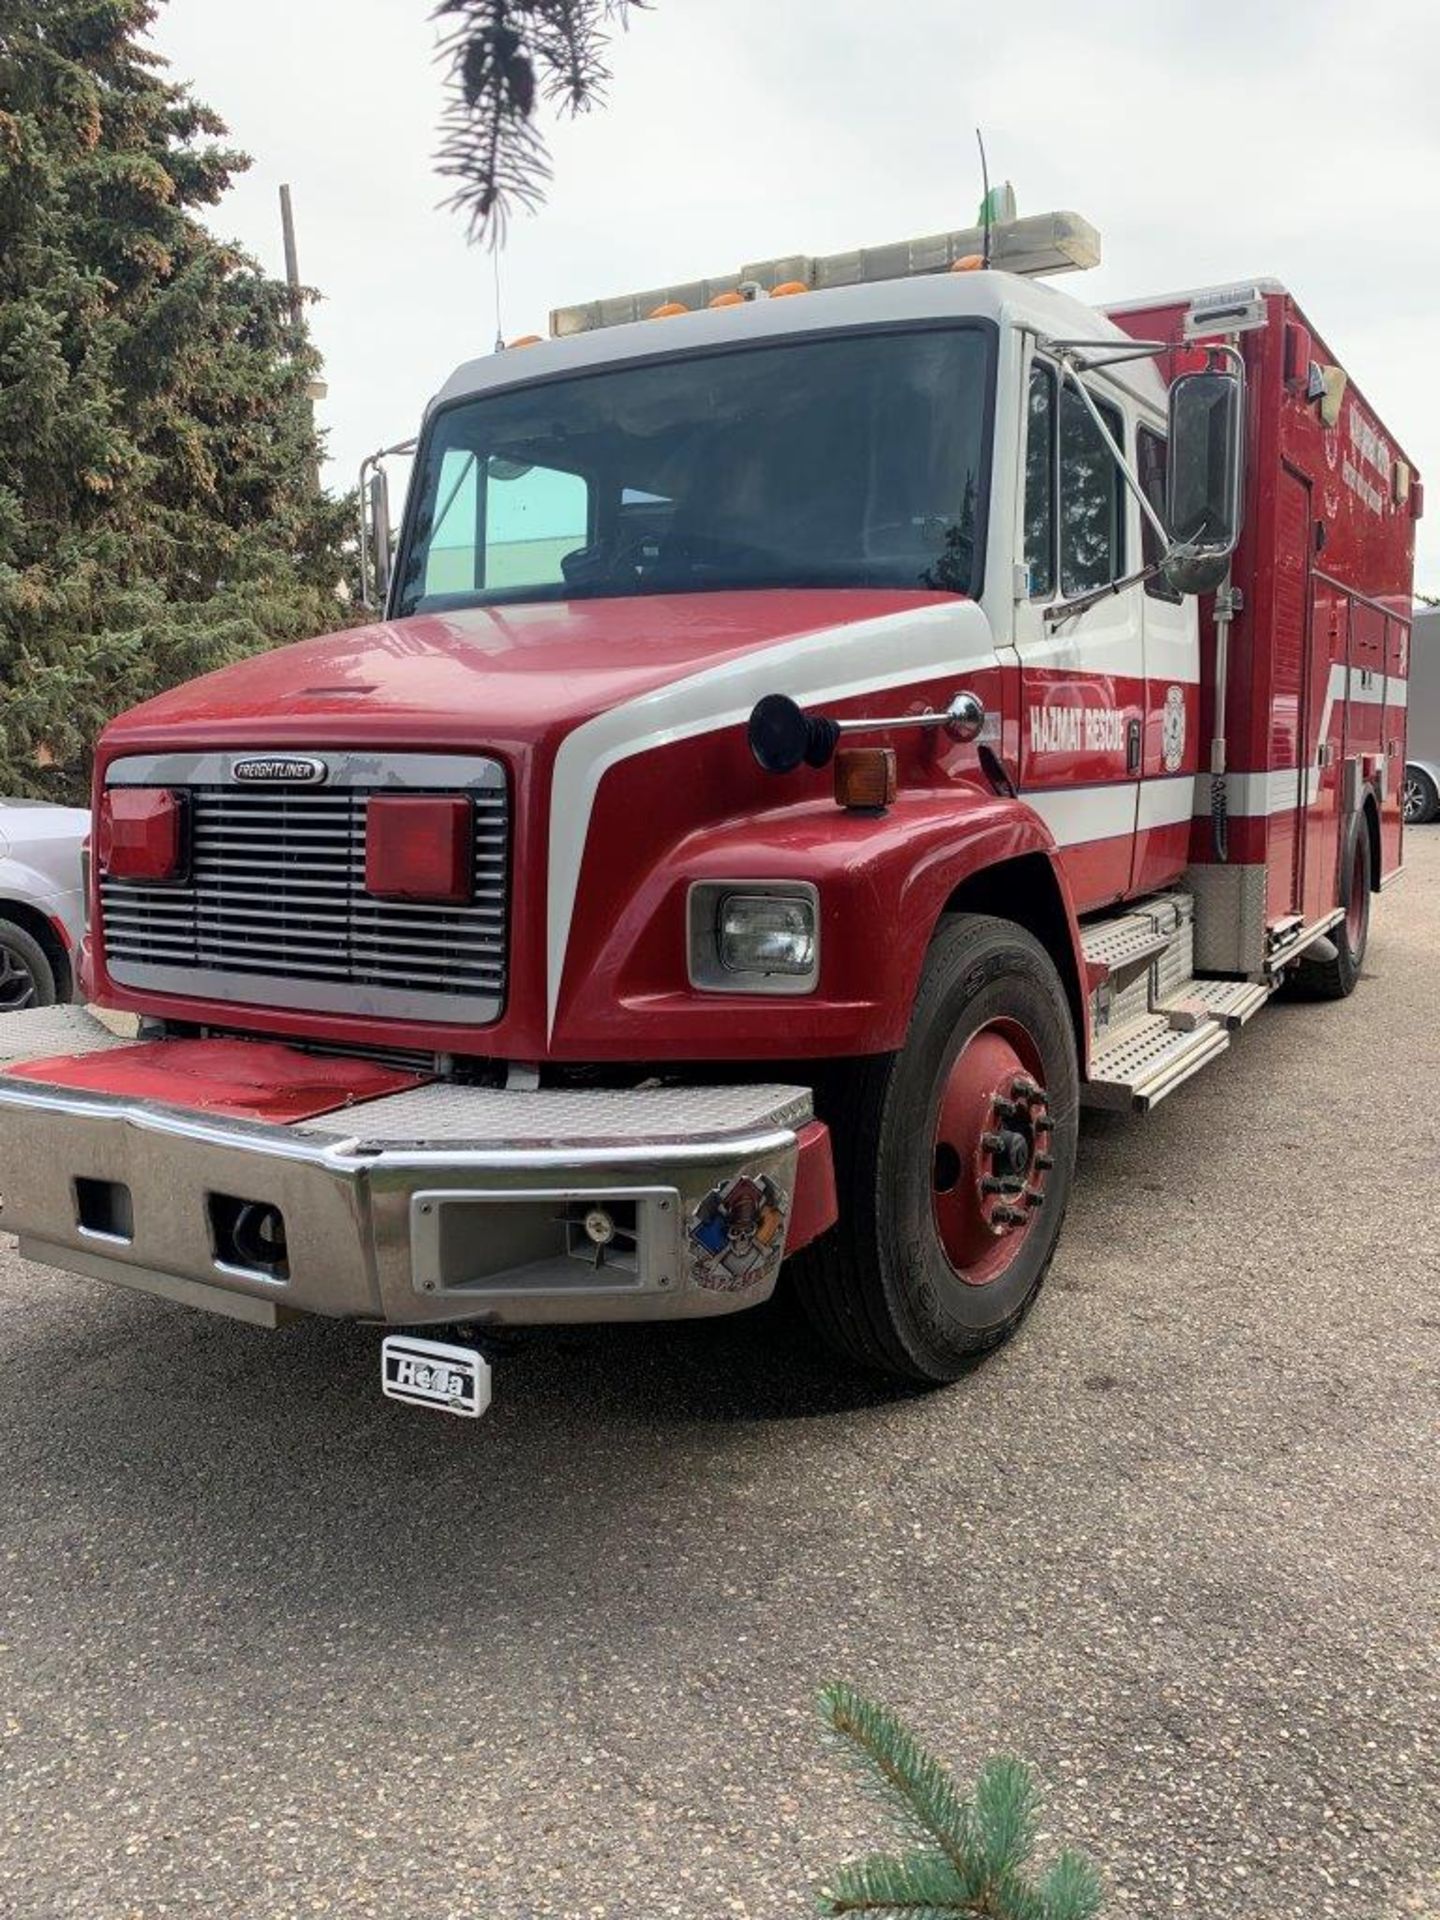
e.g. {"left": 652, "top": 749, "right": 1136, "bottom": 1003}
{"left": 151, "top": 0, "right": 1440, "bottom": 592}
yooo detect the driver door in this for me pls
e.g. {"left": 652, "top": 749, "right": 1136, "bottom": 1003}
{"left": 1011, "top": 343, "right": 1144, "bottom": 913}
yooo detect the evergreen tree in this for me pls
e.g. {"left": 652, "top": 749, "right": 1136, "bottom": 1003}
{"left": 816, "top": 1685, "right": 1103, "bottom": 1918}
{"left": 0, "top": 0, "right": 353, "bottom": 803}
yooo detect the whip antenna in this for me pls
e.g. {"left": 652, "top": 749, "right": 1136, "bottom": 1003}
{"left": 976, "top": 127, "right": 993, "bottom": 268}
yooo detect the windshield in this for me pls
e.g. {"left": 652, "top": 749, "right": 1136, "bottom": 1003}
{"left": 395, "top": 325, "right": 993, "bottom": 614}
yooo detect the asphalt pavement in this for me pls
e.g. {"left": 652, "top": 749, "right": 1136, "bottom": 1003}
{"left": 1, "top": 837, "right": 1437, "bottom": 1919}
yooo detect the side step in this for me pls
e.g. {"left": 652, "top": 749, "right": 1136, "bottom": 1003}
{"left": 1080, "top": 891, "right": 1266, "bottom": 1114}
{"left": 1085, "top": 1013, "right": 1230, "bottom": 1114}
{"left": 1158, "top": 976, "right": 1272, "bottom": 1032}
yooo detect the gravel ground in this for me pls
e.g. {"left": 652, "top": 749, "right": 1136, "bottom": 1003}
{"left": 1, "top": 838, "right": 1437, "bottom": 1920}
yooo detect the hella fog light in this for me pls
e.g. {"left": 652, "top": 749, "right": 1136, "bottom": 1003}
{"left": 720, "top": 894, "right": 816, "bottom": 975}
{"left": 688, "top": 882, "right": 820, "bottom": 994}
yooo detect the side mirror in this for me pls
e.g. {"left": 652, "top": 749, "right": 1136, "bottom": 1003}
{"left": 367, "top": 469, "right": 393, "bottom": 604}
{"left": 357, "top": 438, "right": 417, "bottom": 612}
{"left": 1163, "top": 367, "right": 1244, "bottom": 595}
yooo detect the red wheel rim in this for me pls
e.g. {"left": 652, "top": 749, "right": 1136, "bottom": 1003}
{"left": 930, "top": 1018, "right": 1052, "bottom": 1287}
{"left": 1345, "top": 839, "right": 1367, "bottom": 950}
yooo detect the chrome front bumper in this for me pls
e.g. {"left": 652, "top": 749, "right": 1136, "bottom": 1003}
{"left": 0, "top": 1010, "right": 813, "bottom": 1330}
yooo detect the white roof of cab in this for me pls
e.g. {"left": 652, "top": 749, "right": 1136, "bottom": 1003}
{"left": 432, "top": 268, "right": 1168, "bottom": 416}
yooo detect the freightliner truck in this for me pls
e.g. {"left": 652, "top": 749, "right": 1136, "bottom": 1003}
{"left": 0, "top": 209, "right": 1421, "bottom": 1416}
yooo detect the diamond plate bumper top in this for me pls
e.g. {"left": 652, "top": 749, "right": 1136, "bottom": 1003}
{"left": 0, "top": 1009, "right": 832, "bottom": 1329}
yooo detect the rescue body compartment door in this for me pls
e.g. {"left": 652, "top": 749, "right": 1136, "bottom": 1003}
{"left": 1267, "top": 463, "right": 1315, "bottom": 923}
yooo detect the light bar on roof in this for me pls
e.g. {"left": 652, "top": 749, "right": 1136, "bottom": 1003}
{"left": 549, "top": 210, "right": 1102, "bottom": 337}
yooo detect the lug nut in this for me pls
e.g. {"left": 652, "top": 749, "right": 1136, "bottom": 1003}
{"left": 1034, "top": 1152, "right": 1054, "bottom": 1171}
{"left": 981, "top": 1176, "right": 1024, "bottom": 1196}
{"left": 1024, "top": 1188, "right": 1045, "bottom": 1209}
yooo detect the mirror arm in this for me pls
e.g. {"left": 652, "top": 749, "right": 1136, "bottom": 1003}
{"left": 1044, "top": 562, "right": 1163, "bottom": 626}
{"left": 1055, "top": 352, "right": 1174, "bottom": 554}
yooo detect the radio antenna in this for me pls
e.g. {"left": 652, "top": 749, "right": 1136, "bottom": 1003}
{"left": 976, "top": 127, "right": 993, "bottom": 268}
{"left": 493, "top": 248, "right": 505, "bottom": 353}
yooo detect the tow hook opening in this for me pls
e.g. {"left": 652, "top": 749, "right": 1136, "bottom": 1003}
{"left": 75, "top": 1177, "right": 135, "bottom": 1245}
{"left": 208, "top": 1192, "right": 290, "bottom": 1282}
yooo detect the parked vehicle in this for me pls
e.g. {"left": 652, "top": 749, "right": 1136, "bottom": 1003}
{"left": 1403, "top": 606, "right": 1439, "bottom": 824}
{"left": 0, "top": 799, "right": 87, "bottom": 1011}
{"left": 0, "top": 207, "right": 1422, "bottom": 1416}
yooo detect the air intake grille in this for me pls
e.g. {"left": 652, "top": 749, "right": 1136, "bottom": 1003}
{"left": 100, "top": 773, "right": 509, "bottom": 1024}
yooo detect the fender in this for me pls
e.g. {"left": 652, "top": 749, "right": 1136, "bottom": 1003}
{"left": 552, "top": 780, "right": 1088, "bottom": 1065}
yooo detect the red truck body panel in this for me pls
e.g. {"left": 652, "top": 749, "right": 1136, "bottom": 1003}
{"left": 89, "top": 590, "right": 1076, "bottom": 1063}
{"left": 1113, "top": 288, "right": 1419, "bottom": 928}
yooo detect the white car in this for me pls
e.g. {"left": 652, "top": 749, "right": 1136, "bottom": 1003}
{"left": 0, "top": 799, "right": 88, "bottom": 1010}
{"left": 1407, "top": 608, "right": 1440, "bottom": 825}
{"left": 1404, "top": 757, "right": 1440, "bottom": 825}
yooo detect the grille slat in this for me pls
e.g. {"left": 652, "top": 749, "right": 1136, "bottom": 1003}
{"left": 101, "top": 770, "right": 509, "bottom": 1022}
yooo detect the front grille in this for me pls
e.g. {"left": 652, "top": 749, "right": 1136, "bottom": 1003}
{"left": 100, "top": 767, "right": 509, "bottom": 1024}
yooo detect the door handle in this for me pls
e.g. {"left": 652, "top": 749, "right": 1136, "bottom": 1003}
{"left": 1126, "top": 719, "right": 1142, "bottom": 776}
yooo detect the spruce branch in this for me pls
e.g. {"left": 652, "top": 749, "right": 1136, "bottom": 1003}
{"left": 815, "top": 1686, "right": 1102, "bottom": 1920}
{"left": 819, "top": 1684, "right": 977, "bottom": 1876}
{"left": 431, "top": 0, "right": 645, "bottom": 241}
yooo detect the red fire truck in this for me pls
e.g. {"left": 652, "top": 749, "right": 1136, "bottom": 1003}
{"left": 0, "top": 211, "right": 1421, "bottom": 1416}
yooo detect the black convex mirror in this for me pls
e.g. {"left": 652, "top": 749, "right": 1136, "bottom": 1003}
{"left": 748, "top": 694, "right": 841, "bottom": 774}
{"left": 1163, "top": 367, "right": 1244, "bottom": 595}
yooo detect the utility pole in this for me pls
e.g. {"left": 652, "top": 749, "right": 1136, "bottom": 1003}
{"left": 278, "top": 184, "right": 326, "bottom": 486}
{"left": 279, "top": 182, "right": 305, "bottom": 335}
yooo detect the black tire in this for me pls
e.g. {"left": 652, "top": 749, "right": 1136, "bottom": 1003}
{"left": 1403, "top": 766, "right": 1440, "bottom": 826}
{"left": 790, "top": 915, "right": 1079, "bottom": 1383}
{"left": 1289, "top": 817, "right": 1371, "bottom": 1000}
{"left": 0, "top": 919, "right": 57, "bottom": 1013}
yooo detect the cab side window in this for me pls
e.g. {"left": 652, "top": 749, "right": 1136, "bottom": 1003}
{"left": 1058, "top": 384, "right": 1126, "bottom": 598}
{"left": 1023, "top": 362, "right": 1056, "bottom": 599}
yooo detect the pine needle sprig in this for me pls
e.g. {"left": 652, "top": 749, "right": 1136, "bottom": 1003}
{"left": 431, "top": 0, "right": 645, "bottom": 241}
{"left": 815, "top": 1685, "right": 1102, "bottom": 1920}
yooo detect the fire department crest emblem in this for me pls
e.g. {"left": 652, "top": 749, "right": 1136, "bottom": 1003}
{"left": 688, "top": 1172, "right": 788, "bottom": 1293}
{"left": 1161, "top": 685, "right": 1186, "bottom": 773}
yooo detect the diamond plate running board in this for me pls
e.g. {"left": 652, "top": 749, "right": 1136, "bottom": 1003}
{"left": 1157, "top": 976, "right": 1272, "bottom": 1032}
{"left": 1083, "top": 1013, "right": 1231, "bottom": 1114}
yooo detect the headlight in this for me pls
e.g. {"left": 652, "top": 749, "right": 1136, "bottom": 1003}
{"left": 719, "top": 894, "right": 816, "bottom": 974}
{"left": 688, "top": 882, "right": 820, "bottom": 994}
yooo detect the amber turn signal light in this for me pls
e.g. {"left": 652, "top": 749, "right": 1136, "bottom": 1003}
{"left": 834, "top": 747, "right": 896, "bottom": 811}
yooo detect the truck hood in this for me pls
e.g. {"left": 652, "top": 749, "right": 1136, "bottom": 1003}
{"left": 102, "top": 590, "right": 960, "bottom": 752}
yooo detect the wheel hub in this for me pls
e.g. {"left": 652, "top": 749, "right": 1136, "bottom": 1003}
{"left": 930, "top": 1022, "right": 1053, "bottom": 1286}
{"left": 0, "top": 943, "right": 37, "bottom": 1012}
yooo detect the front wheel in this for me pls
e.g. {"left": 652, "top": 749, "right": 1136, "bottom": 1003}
{"left": 791, "top": 915, "right": 1079, "bottom": 1383}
